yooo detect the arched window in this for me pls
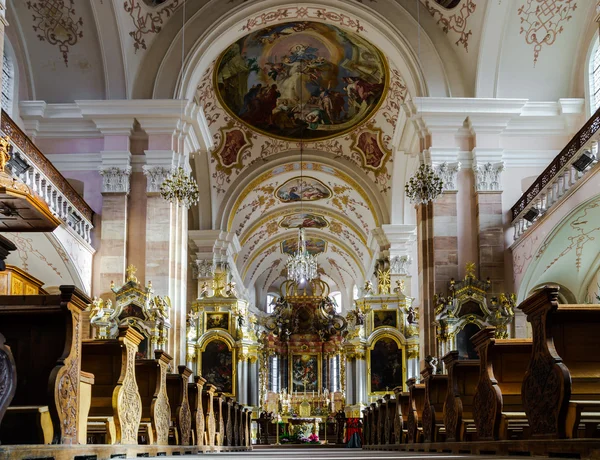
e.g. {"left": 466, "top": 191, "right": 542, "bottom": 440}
{"left": 266, "top": 293, "right": 276, "bottom": 313}
{"left": 2, "top": 49, "right": 14, "bottom": 117}
{"left": 589, "top": 36, "right": 600, "bottom": 114}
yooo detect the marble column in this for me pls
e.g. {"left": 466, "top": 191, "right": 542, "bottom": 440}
{"left": 355, "top": 356, "right": 367, "bottom": 406}
{"left": 249, "top": 358, "right": 259, "bottom": 407}
{"left": 0, "top": 1, "right": 7, "bottom": 114}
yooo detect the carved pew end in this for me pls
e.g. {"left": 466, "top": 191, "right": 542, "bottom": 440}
{"left": 78, "top": 371, "right": 95, "bottom": 445}
{"left": 1, "top": 406, "right": 53, "bottom": 444}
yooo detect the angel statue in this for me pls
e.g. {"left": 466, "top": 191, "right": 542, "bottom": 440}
{"left": 151, "top": 296, "right": 171, "bottom": 320}
{"left": 225, "top": 281, "right": 238, "bottom": 298}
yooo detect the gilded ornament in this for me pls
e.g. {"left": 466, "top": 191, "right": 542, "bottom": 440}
{"left": 377, "top": 269, "right": 391, "bottom": 295}
{"left": 0, "top": 135, "right": 11, "bottom": 173}
{"left": 126, "top": 264, "right": 138, "bottom": 283}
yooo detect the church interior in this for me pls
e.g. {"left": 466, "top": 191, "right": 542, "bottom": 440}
{"left": 0, "top": 0, "right": 600, "bottom": 459}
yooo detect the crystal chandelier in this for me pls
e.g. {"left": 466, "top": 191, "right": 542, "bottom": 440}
{"left": 286, "top": 56, "right": 318, "bottom": 285}
{"left": 405, "top": 164, "right": 444, "bottom": 204}
{"left": 160, "top": 167, "right": 199, "bottom": 208}
{"left": 287, "top": 228, "right": 318, "bottom": 285}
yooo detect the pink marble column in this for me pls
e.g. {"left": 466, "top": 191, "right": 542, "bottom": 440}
{"left": 476, "top": 191, "right": 505, "bottom": 295}
{"left": 98, "top": 194, "right": 128, "bottom": 295}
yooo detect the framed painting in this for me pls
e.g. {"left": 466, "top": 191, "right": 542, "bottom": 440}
{"left": 290, "top": 353, "right": 320, "bottom": 393}
{"left": 372, "top": 309, "right": 397, "bottom": 329}
{"left": 205, "top": 311, "right": 230, "bottom": 332}
{"left": 367, "top": 336, "right": 405, "bottom": 394}
{"left": 200, "top": 339, "right": 235, "bottom": 396}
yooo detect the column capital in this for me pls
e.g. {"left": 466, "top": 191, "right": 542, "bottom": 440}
{"left": 99, "top": 166, "right": 132, "bottom": 194}
{"left": 434, "top": 161, "right": 461, "bottom": 191}
{"left": 473, "top": 161, "right": 505, "bottom": 192}
{"left": 142, "top": 165, "right": 171, "bottom": 193}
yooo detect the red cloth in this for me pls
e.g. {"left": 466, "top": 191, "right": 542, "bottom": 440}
{"left": 345, "top": 417, "right": 363, "bottom": 443}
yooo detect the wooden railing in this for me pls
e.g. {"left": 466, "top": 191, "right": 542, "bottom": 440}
{"left": 511, "top": 106, "right": 600, "bottom": 240}
{"left": 0, "top": 111, "right": 93, "bottom": 243}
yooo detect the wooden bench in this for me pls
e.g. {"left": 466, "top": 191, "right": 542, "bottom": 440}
{"left": 393, "top": 386, "right": 409, "bottom": 444}
{"left": 472, "top": 326, "right": 532, "bottom": 440}
{"left": 203, "top": 384, "right": 217, "bottom": 448}
{"left": 0, "top": 333, "right": 16, "bottom": 430}
{"left": 406, "top": 378, "right": 426, "bottom": 443}
{"left": 0, "top": 286, "right": 89, "bottom": 444}
{"left": 370, "top": 402, "right": 379, "bottom": 445}
{"left": 223, "top": 397, "right": 233, "bottom": 446}
{"left": 362, "top": 407, "right": 371, "bottom": 445}
{"left": 135, "top": 350, "right": 172, "bottom": 445}
{"left": 519, "top": 286, "right": 600, "bottom": 439}
{"left": 188, "top": 375, "right": 206, "bottom": 446}
{"left": 166, "top": 365, "right": 193, "bottom": 445}
{"left": 377, "top": 397, "right": 386, "bottom": 445}
{"left": 421, "top": 362, "right": 448, "bottom": 442}
{"left": 443, "top": 351, "right": 479, "bottom": 442}
{"left": 82, "top": 326, "right": 143, "bottom": 445}
{"left": 214, "top": 394, "right": 225, "bottom": 446}
{"left": 385, "top": 395, "right": 398, "bottom": 444}
{"left": 244, "top": 408, "right": 252, "bottom": 447}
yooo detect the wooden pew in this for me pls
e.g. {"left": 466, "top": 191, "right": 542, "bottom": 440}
{"left": 370, "top": 402, "right": 378, "bottom": 445}
{"left": 406, "top": 378, "right": 426, "bottom": 443}
{"left": 362, "top": 407, "right": 370, "bottom": 445}
{"left": 421, "top": 362, "right": 448, "bottom": 443}
{"left": 134, "top": 350, "right": 172, "bottom": 445}
{"left": 214, "top": 394, "right": 225, "bottom": 446}
{"left": 0, "top": 286, "right": 89, "bottom": 444}
{"left": 224, "top": 397, "right": 233, "bottom": 446}
{"left": 77, "top": 371, "right": 95, "bottom": 444}
{"left": 385, "top": 395, "right": 397, "bottom": 444}
{"left": 393, "top": 386, "right": 409, "bottom": 444}
{"left": 82, "top": 326, "right": 143, "bottom": 445}
{"left": 243, "top": 408, "right": 251, "bottom": 447}
{"left": 442, "top": 351, "right": 479, "bottom": 442}
{"left": 519, "top": 286, "right": 600, "bottom": 439}
{"left": 0, "top": 333, "right": 16, "bottom": 429}
{"left": 202, "top": 384, "right": 217, "bottom": 448}
{"left": 188, "top": 375, "right": 206, "bottom": 446}
{"left": 166, "top": 365, "right": 193, "bottom": 445}
{"left": 472, "top": 327, "right": 532, "bottom": 440}
{"left": 377, "top": 397, "right": 386, "bottom": 444}
{"left": 233, "top": 401, "right": 241, "bottom": 446}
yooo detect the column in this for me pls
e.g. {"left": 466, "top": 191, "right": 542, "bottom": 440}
{"left": 249, "top": 357, "right": 259, "bottom": 407}
{"left": 97, "top": 142, "right": 132, "bottom": 296}
{"left": 355, "top": 353, "right": 367, "bottom": 406}
{"left": 0, "top": 1, "right": 7, "bottom": 114}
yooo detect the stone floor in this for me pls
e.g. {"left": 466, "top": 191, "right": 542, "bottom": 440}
{"left": 159, "top": 447, "right": 536, "bottom": 459}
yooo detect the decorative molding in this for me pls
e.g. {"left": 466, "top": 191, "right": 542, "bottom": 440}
{"left": 124, "top": 0, "right": 181, "bottom": 52}
{"left": 434, "top": 161, "right": 461, "bottom": 191}
{"left": 390, "top": 255, "right": 411, "bottom": 276}
{"left": 518, "top": 0, "right": 577, "bottom": 65}
{"left": 473, "top": 162, "right": 504, "bottom": 192}
{"left": 26, "top": 0, "right": 83, "bottom": 66}
{"left": 424, "top": 0, "right": 476, "bottom": 52}
{"left": 194, "top": 259, "right": 215, "bottom": 279}
{"left": 99, "top": 166, "right": 132, "bottom": 194}
{"left": 142, "top": 165, "right": 171, "bottom": 193}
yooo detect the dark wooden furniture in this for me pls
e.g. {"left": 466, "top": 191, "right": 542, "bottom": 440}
{"left": 406, "top": 378, "right": 426, "bottom": 443}
{"left": 0, "top": 333, "right": 16, "bottom": 431}
{"left": 82, "top": 326, "right": 143, "bottom": 445}
{"left": 421, "top": 363, "right": 448, "bottom": 442}
{"left": 166, "top": 365, "right": 193, "bottom": 445}
{"left": 0, "top": 286, "right": 89, "bottom": 444}
{"left": 443, "top": 351, "right": 479, "bottom": 442}
{"left": 472, "top": 327, "right": 532, "bottom": 440}
{"left": 135, "top": 350, "right": 172, "bottom": 445}
{"left": 519, "top": 286, "right": 600, "bottom": 439}
{"left": 188, "top": 375, "right": 206, "bottom": 446}
{"left": 394, "top": 386, "right": 409, "bottom": 444}
{"left": 202, "top": 384, "right": 217, "bottom": 448}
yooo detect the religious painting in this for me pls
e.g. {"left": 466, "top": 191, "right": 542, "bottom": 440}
{"left": 275, "top": 177, "right": 332, "bottom": 203}
{"left": 119, "top": 304, "right": 146, "bottom": 321}
{"left": 214, "top": 124, "right": 253, "bottom": 173}
{"left": 201, "top": 339, "right": 234, "bottom": 395}
{"left": 205, "top": 311, "right": 230, "bottom": 331}
{"left": 291, "top": 353, "right": 319, "bottom": 393}
{"left": 281, "top": 237, "right": 326, "bottom": 256}
{"left": 215, "top": 21, "right": 388, "bottom": 141}
{"left": 352, "top": 128, "right": 390, "bottom": 171}
{"left": 279, "top": 213, "right": 328, "bottom": 229}
{"left": 372, "top": 309, "right": 397, "bottom": 329}
{"left": 369, "top": 337, "right": 404, "bottom": 394}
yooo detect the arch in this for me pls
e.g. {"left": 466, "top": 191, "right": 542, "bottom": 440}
{"left": 197, "top": 329, "right": 235, "bottom": 350}
{"left": 528, "top": 283, "right": 578, "bottom": 305}
{"left": 367, "top": 327, "right": 407, "bottom": 348}
{"left": 367, "top": 333, "right": 406, "bottom": 394}
{"left": 586, "top": 35, "right": 600, "bottom": 116}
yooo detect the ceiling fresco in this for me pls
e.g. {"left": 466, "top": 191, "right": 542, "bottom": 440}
{"left": 281, "top": 237, "right": 327, "bottom": 255}
{"left": 215, "top": 21, "right": 387, "bottom": 141}
{"left": 279, "top": 213, "right": 328, "bottom": 229}
{"left": 275, "top": 177, "right": 332, "bottom": 203}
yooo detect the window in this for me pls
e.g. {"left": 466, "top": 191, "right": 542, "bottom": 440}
{"left": 330, "top": 355, "right": 340, "bottom": 392}
{"left": 589, "top": 37, "right": 600, "bottom": 114}
{"left": 353, "top": 284, "right": 359, "bottom": 300}
{"left": 330, "top": 291, "right": 342, "bottom": 313}
{"left": 266, "top": 293, "right": 276, "bottom": 313}
{"left": 269, "top": 355, "right": 279, "bottom": 393}
{"left": 2, "top": 50, "right": 13, "bottom": 117}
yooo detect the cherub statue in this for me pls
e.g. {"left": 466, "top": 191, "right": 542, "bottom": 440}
{"left": 225, "top": 281, "right": 238, "bottom": 298}
{"left": 363, "top": 280, "right": 374, "bottom": 296}
{"left": 199, "top": 281, "right": 209, "bottom": 299}
{"left": 407, "top": 305, "right": 417, "bottom": 324}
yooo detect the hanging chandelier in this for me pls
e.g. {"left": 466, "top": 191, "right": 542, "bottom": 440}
{"left": 160, "top": 167, "right": 199, "bottom": 208}
{"left": 405, "top": 164, "right": 444, "bottom": 204}
{"left": 286, "top": 55, "right": 318, "bottom": 285}
{"left": 287, "top": 228, "right": 318, "bottom": 285}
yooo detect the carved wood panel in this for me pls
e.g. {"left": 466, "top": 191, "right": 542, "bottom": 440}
{"left": 0, "top": 333, "right": 16, "bottom": 427}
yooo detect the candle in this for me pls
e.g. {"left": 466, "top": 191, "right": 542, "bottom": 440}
{"left": 312, "top": 390, "right": 315, "bottom": 398}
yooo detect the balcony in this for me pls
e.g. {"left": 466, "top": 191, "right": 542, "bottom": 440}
{"left": 511, "top": 107, "right": 600, "bottom": 241}
{"left": 0, "top": 111, "right": 93, "bottom": 245}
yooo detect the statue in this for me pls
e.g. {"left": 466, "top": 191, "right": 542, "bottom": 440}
{"left": 0, "top": 136, "right": 11, "bottom": 173}
{"left": 199, "top": 281, "right": 209, "bottom": 298}
{"left": 407, "top": 305, "right": 417, "bottom": 324}
{"left": 363, "top": 280, "right": 374, "bottom": 296}
{"left": 225, "top": 281, "right": 238, "bottom": 298}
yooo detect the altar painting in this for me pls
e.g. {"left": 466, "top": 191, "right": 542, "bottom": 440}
{"left": 369, "top": 336, "right": 404, "bottom": 393}
{"left": 215, "top": 21, "right": 387, "bottom": 141}
{"left": 373, "top": 309, "right": 397, "bottom": 329}
{"left": 291, "top": 354, "right": 319, "bottom": 393}
{"left": 205, "top": 311, "right": 230, "bottom": 331}
{"left": 201, "top": 339, "right": 234, "bottom": 395}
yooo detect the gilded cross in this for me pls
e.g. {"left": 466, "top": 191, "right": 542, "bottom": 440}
{"left": 126, "top": 264, "right": 138, "bottom": 283}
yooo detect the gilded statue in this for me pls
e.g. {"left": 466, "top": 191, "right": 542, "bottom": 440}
{"left": 0, "top": 136, "right": 11, "bottom": 173}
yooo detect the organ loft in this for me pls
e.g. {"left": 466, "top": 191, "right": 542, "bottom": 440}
{"left": 0, "top": 0, "right": 600, "bottom": 459}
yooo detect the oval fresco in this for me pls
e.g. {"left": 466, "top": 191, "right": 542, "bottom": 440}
{"left": 280, "top": 213, "right": 328, "bottom": 229}
{"left": 281, "top": 237, "right": 327, "bottom": 256}
{"left": 275, "top": 176, "right": 332, "bottom": 203}
{"left": 215, "top": 21, "right": 388, "bottom": 141}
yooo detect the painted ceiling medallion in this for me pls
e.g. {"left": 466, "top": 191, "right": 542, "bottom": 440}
{"left": 27, "top": 0, "right": 84, "bottom": 67}
{"left": 275, "top": 176, "right": 332, "bottom": 203}
{"left": 351, "top": 125, "right": 390, "bottom": 171}
{"left": 215, "top": 21, "right": 388, "bottom": 141}
{"left": 281, "top": 237, "right": 327, "bottom": 256}
{"left": 214, "top": 122, "right": 254, "bottom": 174}
{"left": 279, "top": 213, "right": 329, "bottom": 229}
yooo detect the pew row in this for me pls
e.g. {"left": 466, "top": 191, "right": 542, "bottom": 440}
{"left": 0, "top": 286, "right": 90, "bottom": 444}
{"left": 421, "top": 361, "right": 448, "bottom": 443}
{"left": 189, "top": 375, "right": 206, "bottom": 446}
{"left": 166, "top": 365, "right": 193, "bottom": 445}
